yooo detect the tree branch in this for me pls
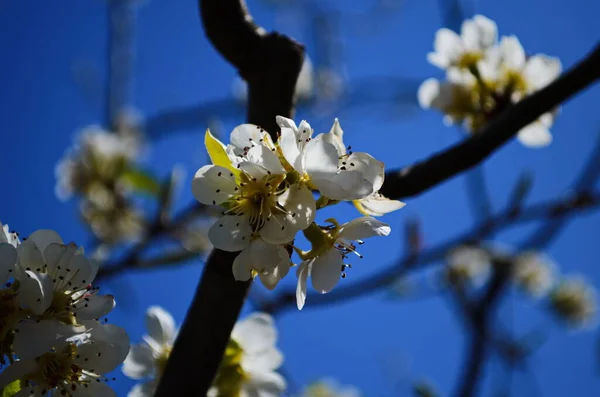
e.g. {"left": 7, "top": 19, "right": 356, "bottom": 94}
{"left": 261, "top": 190, "right": 600, "bottom": 314}
{"left": 154, "top": 1, "right": 304, "bottom": 395}
{"left": 380, "top": 42, "right": 600, "bottom": 200}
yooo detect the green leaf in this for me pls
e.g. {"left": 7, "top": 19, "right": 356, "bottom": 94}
{"left": 205, "top": 129, "right": 240, "bottom": 178}
{"left": 120, "top": 168, "right": 161, "bottom": 196}
{"left": 1, "top": 380, "right": 23, "bottom": 397}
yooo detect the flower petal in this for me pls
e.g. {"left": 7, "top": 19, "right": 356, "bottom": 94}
{"left": 339, "top": 217, "right": 391, "bottom": 240}
{"left": 242, "top": 346, "right": 283, "bottom": 374}
{"left": 27, "top": 229, "right": 63, "bottom": 257}
{"left": 13, "top": 321, "right": 85, "bottom": 360}
{"left": 275, "top": 116, "right": 297, "bottom": 131}
{"left": 296, "top": 261, "right": 309, "bottom": 310}
{"left": 145, "top": 306, "right": 176, "bottom": 347}
{"left": 208, "top": 214, "right": 252, "bottom": 252}
{"left": 0, "top": 359, "right": 38, "bottom": 389}
{"left": 72, "top": 294, "right": 116, "bottom": 320}
{"left": 231, "top": 313, "right": 277, "bottom": 355}
{"left": 517, "top": 120, "right": 553, "bottom": 148}
{"left": 354, "top": 193, "right": 406, "bottom": 217}
{"left": 418, "top": 78, "right": 442, "bottom": 109}
{"left": 16, "top": 271, "right": 53, "bottom": 315}
{"left": 0, "top": 243, "right": 16, "bottom": 284}
{"left": 230, "top": 124, "right": 272, "bottom": 151}
{"left": 16, "top": 239, "right": 45, "bottom": 273}
{"left": 245, "top": 145, "right": 286, "bottom": 175}
{"left": 232, "top": 246, "right": 253, "bottom": 281}
{"left": 192, "top": 165, "right": 238, "bottom": 206}
{"left": 71, "top": 379, "right": 117, "bottom": 397}
{"left": 127, "top": 381, "right": 157, "bottom": 397}
{"left": 278, "top": 127, "right": 302, "bottom": 172}
{"left": 278, "top": 183, "right": 315, "bottom": 230}
{"left": 260, "top": 213, "right": 298, "bottom": 245}
{"left": 524, "top": 55, "right": 561, "bottom": 90}
{"left": 304, "top": 134, "right": 339, "bottom": 178}
{"left": 499, "top": 36, "right": 526, "bottom": 70}
{"left": 243, "top": 371, "right": 287, "bottom": 397}
{"left": 428, "top": 28, "right": 463, "bottom": 68}
{"left": 122, "top": 343, "right": 155, "bottom": 379}
{"left": 310, "top": 249, "right": 343, "bottom": 294}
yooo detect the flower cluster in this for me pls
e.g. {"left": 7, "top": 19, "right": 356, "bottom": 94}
{"left": 123, "top": 307, "right": 285, "bottom": 397}
{"left": 55, "top": 111, "right": 146, "bottom": 244}
{"left": 418, "top": 15, "right": 562, "bottom": 147}
{"left": 192, "top": 117, "right": 404, "bottom": 309}
{"left": 0, "top": 222, "right": 129, "bottom": 396}
{"left": 441, "top": 244, "right": 597, "bottom": 329}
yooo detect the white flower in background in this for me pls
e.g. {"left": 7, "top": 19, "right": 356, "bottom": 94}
{"left": 296, "top": 217, "right": 390, "bottom": 310}
{"left": 12, "top": 229, "right": 114, "bottom": 323}
{"left": 232, "top": 238, "right": 292, "bottom": 290}
{"left": 55, "top": 125, "right": 140, "bottom": 201}
{"left": 443, "top": 245, "right": 491, "bottom": 288}
{"left": 479, "top": 36, "right": 561, "bottom": 147}
{"left": 123, "top": 306, "right": 177, "bottom": 397}
{"left": 300, "top": 378, "right": 361, "bottom": 397}
{"left": 233, "top": 56, "right": 314, "bottom": 103}
{"left": 212, "top": 313, "right": 286, "bottom": 397}
{"left": 0, "top": 322, "right": 129, "bottom": 396}
{"left": 420, "top": 15, "right": 562, "bottom": 148}
{"left": 512, "top": 251, "right": 555, "bottom": 297}
{"left": 193, "top": 127, "right": 314, "bottom": 250}
{"left": 427, "top": 15, "right": 497, "bottom": 70}
{"left": 550, "top": 275, "right": 598, "bottom": 329}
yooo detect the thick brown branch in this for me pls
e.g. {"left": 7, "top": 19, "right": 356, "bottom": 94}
{"left": 380, "top": 42, "right": 600, "bottom": 200}
{"left": 155, "top": 1, "right": 304, "bottom": 396}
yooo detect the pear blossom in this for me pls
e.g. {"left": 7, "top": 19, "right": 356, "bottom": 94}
{"left": 550, "top": 275, "right": 598, "bottom": 329}
{"left": 0, "top": 322, "right": 129, "bottom": 397}
{"left": 427, "top": 15, "right": 497, "bottom": 70}
{"left": 122, "top": 306, "right": 177, "bottom": 397}
{"left": 512, "top": 251, "right": 555, "bottom": 297}
{"left": 443, "top": 245, "right": 491, "bottom": 288}
{"left": 277, "top": 117, "right": 391, "bottom": 202}
{"left": 212, "top": 313, "right": 286, "bottom": 397}
{"left": 419, "top": 16, "right": 562, "bottom": 148}
{"left": 124, "top": 310, "right": 285, "bottom": 397}
{"left": 232, "top": 237, "right": 292, "bottom": 290}
{"left": 296, "top": 217, "right": 391, "bottom": 310}
{"left": 55, "top": 125, "right": 140, "bottom": 201}
{"left": 12, "top": 229, "right": 114, "bottom": 324}
{"left": 300, "top": 378, "right": 361, "bottom": 397}
{"left": 193, "top": 126, "right": 315, "bottom": 250}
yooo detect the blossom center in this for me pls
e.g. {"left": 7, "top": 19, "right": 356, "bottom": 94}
{"left": 155, "top": 345, "right": 172, "bottom": 377}
{"left": 212, "top": 338, "right": 248, "bottom": 397}
{"left": 32, "top": 344, "right": 84, "bottom": 390}
{"left": 457, "top": 51, "right": 483, "bottom": 69}
{"left": 227, "top": 174, "right": 285, "bottom": 232}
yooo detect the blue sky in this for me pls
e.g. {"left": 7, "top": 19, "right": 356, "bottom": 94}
{"left": 0, "top": 0, "right": 599, "bottom": 396}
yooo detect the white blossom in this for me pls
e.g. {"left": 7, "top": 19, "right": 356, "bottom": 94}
{"left": 0, "top": 321, "right": 129, "bottom": 397}
{"left": 212, "top": 313, "right": 286, "bottom": 397}
{"left": 0, "top": 222, "right": 19, "bottom": 285}
{"left": 12, "top": 229, "right": 114, "bottom": 324}
{"left": 443, "top": 245, "right": 491, "bottom": 287}
{"left": 296, "top": 217, "right": 391, "bottom": 310}
{"left": 550, "top": 275, "right": 598, "bottom": 329}
{"left": 122, "top": 306, "right": 177, "bottom": 397}
{"left": 419, "top": 16, "right": 562, "bottom": 148}
{"left": 427, "top": 15, "right": 497, "bottom": 70}
{"left": 512, "top": 251, "right": 555, "bottom": 297}
{"left": 55, "top": 125, "right": 140, "bottom": 201}
{"left": 300, "top": 378, "right": 361, "bottom": 397}
{"left": 193, "top": 127, "right": 314, "bottom": 250}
